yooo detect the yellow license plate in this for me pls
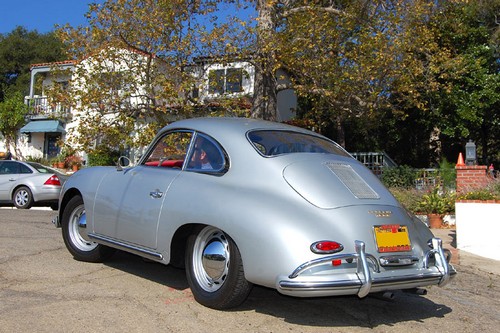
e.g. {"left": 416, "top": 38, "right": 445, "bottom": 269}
{"left": 374, "top": 225, "right": 411, "bottom": 253}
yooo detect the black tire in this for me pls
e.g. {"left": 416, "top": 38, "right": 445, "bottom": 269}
{"left": 13, "top": 186, "right": 34, "bottom": 209}
{"left": 185, "top": 226, "right": 252, "bottom": 309}
{"left": 61, "top": 195, "right": 115, "bottom": 262}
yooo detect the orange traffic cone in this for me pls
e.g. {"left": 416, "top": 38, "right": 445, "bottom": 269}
{"left": 456, "top": 152, "right": 465, "bottom": 166}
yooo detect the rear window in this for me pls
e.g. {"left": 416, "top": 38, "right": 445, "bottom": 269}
{"left": 248, "top": 130, "right": 350, "bottom": 157}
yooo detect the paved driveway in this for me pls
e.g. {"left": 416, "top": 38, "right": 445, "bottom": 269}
{"left": 1, "top": 208, "right": 499, "bottom": 333}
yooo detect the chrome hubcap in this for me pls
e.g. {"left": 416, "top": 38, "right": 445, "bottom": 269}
{"left": 193, "top": 227, "right": 230, "bottom": 292}
{"left": 68, "top": 205, "right": 97, "bottom": 251}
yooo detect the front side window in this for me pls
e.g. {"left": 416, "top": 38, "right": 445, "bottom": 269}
{"left": 248, "top": 130, "right": 350, "bottom": 157}
{"left": 143, "top": 131, "right": 193, "bottom": 168}
{"left": 0, "top": 161, "right": 20, "bottom": 174}
{"left": 142, "top": 131, "right": 227, "bottom": 174}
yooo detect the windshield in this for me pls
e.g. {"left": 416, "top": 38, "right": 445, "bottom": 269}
{"left": 247, "top": 130, "right": 350, "bottom": 157}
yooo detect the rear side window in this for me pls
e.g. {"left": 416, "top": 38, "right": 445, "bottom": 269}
{"left": 248, "top": 130, "right": 350, "bottom": 157}
{"left": 19, "top": 163, "right": 32, "bottom": 174}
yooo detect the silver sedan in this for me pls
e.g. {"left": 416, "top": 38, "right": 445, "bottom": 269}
{"left": 55, "top": 117, "right": 455, "bottom": 309}
{"left": 0, "top": 160, "right": 67, "bottom": 209}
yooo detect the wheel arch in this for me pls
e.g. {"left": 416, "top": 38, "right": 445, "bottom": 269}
{"left": 11, "top": 184, "right": 34, "bottom": 200}
{"left": 169, "top": 223, "right": 200, "bottom": 268}
{"left": 58, "top": 188, "right": 83, "bottom": 220}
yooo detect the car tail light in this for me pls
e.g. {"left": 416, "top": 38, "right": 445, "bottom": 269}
{"left": 310, "top": 241, "right": 344, "bottom": 254}
{"left": 44, "top": 175, "right": 61, "bottom": 186}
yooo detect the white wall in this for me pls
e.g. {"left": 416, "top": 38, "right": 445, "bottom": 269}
{"left": 455, "top": 201, "right": 500, "bottom": 260}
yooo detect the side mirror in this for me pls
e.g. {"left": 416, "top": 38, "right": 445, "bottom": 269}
{"left": 116, "top": 156, "right": 131, "bottom": 171}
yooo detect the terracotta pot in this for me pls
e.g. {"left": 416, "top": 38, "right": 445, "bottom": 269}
{"left": 72, "top": 164, "right": 79, "bottom": 171}
{"left": 427, "top": 214, "right": 443, "bottom": 229}
{"left": 57, "top": 162, "right": 65, "bottom": 169}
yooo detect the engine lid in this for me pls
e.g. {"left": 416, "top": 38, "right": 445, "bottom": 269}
{"left": 283, "top": 158, "right": 398, "bottom": 209}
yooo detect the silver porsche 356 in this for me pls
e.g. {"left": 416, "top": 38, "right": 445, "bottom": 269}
{"left": 54, "top": 117, "right": 455, "bottom": 309}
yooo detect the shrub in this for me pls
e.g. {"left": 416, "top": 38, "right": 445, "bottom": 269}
{"left": 458, "top": 181, "right": 500, "bottom": 201}
{"left": 87, "top": 147, "right": 121, "bottom": 166}
{"left": 389, "top": 187, "right": 424, "bottom": 213}
{"left": 381, "top": 165, "right": 416, "bottom": 188}
{"left": 438, "top": 159, "right": 456, "bottom": 190}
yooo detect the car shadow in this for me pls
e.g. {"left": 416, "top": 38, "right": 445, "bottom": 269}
{"left": 105, "top": 250, "right": 452, "bottom": 328}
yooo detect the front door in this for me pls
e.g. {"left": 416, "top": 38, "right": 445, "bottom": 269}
{"left": 92, "top": 130, "right": 193, "bottom": 249}
{"left": 46, "top": 134, "right": 60, "bottom": 159}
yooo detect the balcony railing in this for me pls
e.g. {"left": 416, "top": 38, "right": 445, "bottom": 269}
{"left": 24, "top": 96, "right": 71, "bottom": 119}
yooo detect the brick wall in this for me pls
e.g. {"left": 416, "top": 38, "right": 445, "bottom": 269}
{"left": 455, "top": 165, "right": 493, "bottom": 192}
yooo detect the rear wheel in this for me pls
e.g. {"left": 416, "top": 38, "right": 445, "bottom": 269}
{"left": 61, "top": 195, "right": 114, "bottom": 262}
{"left": 185, "top": 226, "right": 252, "bottom": 309}
{"left": 13, "top": 186, "right": 33, "bottom": 209}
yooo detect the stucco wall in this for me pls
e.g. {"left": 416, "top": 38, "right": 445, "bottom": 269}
{"left": 455, "top": 201, "right": 500, "bottom": 260}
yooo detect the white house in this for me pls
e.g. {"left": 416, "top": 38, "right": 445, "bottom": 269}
{"left": 9, "top": 52, "right": 296, "bottom": 163}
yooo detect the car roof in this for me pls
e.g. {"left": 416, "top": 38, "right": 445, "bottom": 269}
{"left": 162, "top": 117, "right": 317, "bottom": 139}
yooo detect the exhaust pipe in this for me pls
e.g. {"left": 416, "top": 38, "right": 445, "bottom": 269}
{"left": 371, "top": 291, "right": 395, "bottom": 301}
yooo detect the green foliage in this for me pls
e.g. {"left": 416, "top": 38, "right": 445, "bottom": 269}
{"left": 458, "top": 180, "right": 500, "bottom": 200}
{"left": 438, "top": 159, "right": 456, "bottom": 189}
{"left": 87, "top": 147, "right": 121, "bottom": 166}
{"left": 417, "top": 187, "right": 456, "bottom": 215}
{"left": 389, "top": 187, "right": 425, "bottom": 213}
{"left": 0, "top": 27, "right": 66, "bottom": 100}
{"left": 0, "top": 91, "right": 27, "bottom": 150}
{"left": 381, "top": 166, "right": 417, "bottom": 189}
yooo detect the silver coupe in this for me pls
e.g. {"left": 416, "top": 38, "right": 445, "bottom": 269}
{"left": 55, "top": 117, "right": 455, "bottom": 309}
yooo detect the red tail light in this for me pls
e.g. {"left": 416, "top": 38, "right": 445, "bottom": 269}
{"left": 310, "top": 241, "right": 344, "bottom": 254}
{"left": 44, "top": 175, "right": 61, "bottom": 186}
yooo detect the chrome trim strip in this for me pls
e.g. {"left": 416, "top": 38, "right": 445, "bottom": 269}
{"left": 89, "top": 233, "right": 163, "bottom": 261}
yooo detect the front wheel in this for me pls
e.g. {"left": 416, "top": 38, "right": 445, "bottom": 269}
{"left": 13, "top": 186, "right": 33, "bottom": 209}
{"left": 185, "top": 226, "right": 252, "bottom": 309}
{"left": 61, "top": 195, "right": 114, "bottom": 262}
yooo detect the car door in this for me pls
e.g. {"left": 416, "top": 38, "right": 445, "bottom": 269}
{"left": 92, "top": 131, "right": 193, "bottom": 249}
{"left": 0, "top": 161, "right": 20, "bottom": 200}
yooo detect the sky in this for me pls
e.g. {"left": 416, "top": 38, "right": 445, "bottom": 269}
{"left": 0, "top": 0, "right": 95, "bottom": 34}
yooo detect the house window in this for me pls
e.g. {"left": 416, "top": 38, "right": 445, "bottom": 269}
{"left": 208, "top": 68, "right": 244, "bottom": 95}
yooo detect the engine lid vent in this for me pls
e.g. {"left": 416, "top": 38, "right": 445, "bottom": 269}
{"left": 325, "top": 162, "right": 380, "bottom": 199}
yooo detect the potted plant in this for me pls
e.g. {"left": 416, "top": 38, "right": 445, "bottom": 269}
{"left": 65, "top": 154, "right": 82, "bottom": 171}
{"left": 52, "top": 155, "right": 66, "bottom": 169}
{"left": 417, "top": 187, "right": 454, "bottom": 228}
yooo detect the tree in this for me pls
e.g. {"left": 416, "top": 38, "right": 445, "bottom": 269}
{"left": 0, "top": 92, "right": 27, "bottom": 157}
{"left": 426, "top": 0, "right": 500, "bottom": 165}
{"left": 55, "top": 0, "right": 253, "bottom": 153}
{"left": 0, "top": 27, "right": 66, "bottom": 101}
{"left": 267, "top": 1, "right": 452, "bottom": 147}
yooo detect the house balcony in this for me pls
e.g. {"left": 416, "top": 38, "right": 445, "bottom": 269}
{"left": 24, "top": 95, "right": 71, "bottom": 120}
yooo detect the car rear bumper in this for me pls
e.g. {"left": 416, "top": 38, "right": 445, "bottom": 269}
{"left": 276, "top": 238, "right": 456, "bottom": 298}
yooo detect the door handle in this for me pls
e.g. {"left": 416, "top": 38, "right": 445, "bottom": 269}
{"left": 149, "top": 190, "right": 163, "bottom": 199}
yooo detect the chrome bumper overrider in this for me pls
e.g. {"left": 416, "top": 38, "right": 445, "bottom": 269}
{"left": 278, "top": 238, "right": 456, "bottom": 298}
{"left": 52, "top": 215, "right": 61, "bottom": 228}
